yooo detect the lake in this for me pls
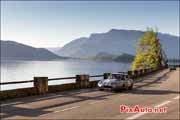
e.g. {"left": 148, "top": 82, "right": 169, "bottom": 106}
{"left": 0, "top": 59, "right": 131, "bottom": 90}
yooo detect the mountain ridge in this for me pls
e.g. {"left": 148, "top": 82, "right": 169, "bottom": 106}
{"left": 56, "top": 29, "right": 179, "bottom": 59}
{"left": 88, "top": 52, "right": 135, "bottom": 63}
{"left": 1, "top": 40, "right": 67, "bottom": 60}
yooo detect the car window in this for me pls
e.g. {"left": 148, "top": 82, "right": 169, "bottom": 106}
{"left": 113, "top": 74, "right": 121, "bottom": 79}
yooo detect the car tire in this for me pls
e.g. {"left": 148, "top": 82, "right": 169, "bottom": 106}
{"left": 112, "top": 88, "right": 120, "bottom": 92}
{"left": 128, "top": 84, "right": 133, "bottom": 90}
{"left": 99, "top": 88, "right": 104, "bottom": 91}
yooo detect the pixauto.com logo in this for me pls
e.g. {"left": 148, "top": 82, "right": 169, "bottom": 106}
{"left": 120, "top": 105, "right": 167, "bottom": 113}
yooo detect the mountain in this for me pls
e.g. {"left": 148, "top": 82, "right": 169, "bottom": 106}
{"left": 91, "top": 52, "right": 118, "bottom": 60}
{"left": 1, "top": 40, "right": 66, "bottom": 60}
{"left": 89, "top": 52, "right": 134, "bottom": 63}
{"left": 46, "top": 47, "right": 61, "bottom": 55}
{"left": 56, "top": 29, "right": 179, "bottom": 59}
{"left": 56, "top": 37, "right": 88, "bottom": 58}
{"left": 114, "top": 53, "right": 135, "bottom": 63}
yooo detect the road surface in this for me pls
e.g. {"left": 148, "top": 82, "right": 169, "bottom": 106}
{"left": 1, "top": 68, "right": 179, "bottom": 119}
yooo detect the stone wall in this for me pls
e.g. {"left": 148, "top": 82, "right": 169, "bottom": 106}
{"left": 0, "top": 67, "right": 166, "bottom": 100}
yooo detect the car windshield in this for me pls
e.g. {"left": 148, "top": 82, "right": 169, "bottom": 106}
{"left": 112, "top": 74, "right": 129, "bottom": 80}
{"left": 112, "top": 74, "right": 123, "bottom": 79}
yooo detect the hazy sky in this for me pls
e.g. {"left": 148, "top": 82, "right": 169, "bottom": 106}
{"left": 1, "top": 1, "right": 179, "bottom": 48}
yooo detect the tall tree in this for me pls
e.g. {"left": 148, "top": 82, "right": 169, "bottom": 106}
{"left": 132, "top": 28, "right": 166, "bottom": 70}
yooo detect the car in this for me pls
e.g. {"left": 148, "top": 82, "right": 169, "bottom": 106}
{"left": 98, "top": 73, "right": 134, "bottom": 91}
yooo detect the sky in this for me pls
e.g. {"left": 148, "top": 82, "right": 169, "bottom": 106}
{"left": 1, "top": 1, "right": 179, "bottom": 48}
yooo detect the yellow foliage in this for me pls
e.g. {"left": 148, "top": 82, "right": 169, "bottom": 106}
{"left": 131, "top": 28, "right": 163, "bottom": 70}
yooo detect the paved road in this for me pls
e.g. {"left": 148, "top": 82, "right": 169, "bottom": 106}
{"left": 1, "top": 68, "right": 179, "bottom": 119}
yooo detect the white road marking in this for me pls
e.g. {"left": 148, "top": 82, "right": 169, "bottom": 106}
{"left": 89, "top": 101, "right": 102, "bottom": 105}
{"left": 0, "top": 102, "right": 22, "bottom": 107}
{"left": 54, "top": 106, "right": 80, "bottom": 113}
{"left": 126, "top": 100, "right": 172, "bottom": 120}
{"left": 40, "top": 106, "right": 80, "bottom": 116}
{"left": 173, "top": 96, "right": 179, "bottom": 100}
{"left": 154, "top": 101, "right": 171, "bottom": 108}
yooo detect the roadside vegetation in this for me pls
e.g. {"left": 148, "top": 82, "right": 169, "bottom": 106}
{"left": 132, "top": 28, "right": 167, "bottom": 70}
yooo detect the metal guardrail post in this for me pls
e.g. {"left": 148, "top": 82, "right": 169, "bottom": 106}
{"left": 34, "top": 77, "right": 48, "bottom": 95}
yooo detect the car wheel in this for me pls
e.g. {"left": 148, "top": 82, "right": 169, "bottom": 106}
{"left": 112, "top": 88, "right": 120, "bottom": 92}
{"left": 99, "top": 88, "right": 104, "bottom": 91}
{"left": 128, "top": 84, "right": 133, "bottom": 90}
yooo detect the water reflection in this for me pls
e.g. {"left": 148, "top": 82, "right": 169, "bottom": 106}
{"left": 1, "top": 59, "right": 131, "bottom": 90}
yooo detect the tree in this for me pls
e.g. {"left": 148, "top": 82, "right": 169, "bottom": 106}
{"left": 131, "top": 28, "right": 166, "bottom": 70}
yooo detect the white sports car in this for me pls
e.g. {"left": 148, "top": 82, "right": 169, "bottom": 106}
{"left": 98, "top": 73, "right": 134, "bottom": 91}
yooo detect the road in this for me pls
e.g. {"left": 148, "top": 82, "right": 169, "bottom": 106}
{"left": 1, "top": 68, "right": 179, "bottom": 119}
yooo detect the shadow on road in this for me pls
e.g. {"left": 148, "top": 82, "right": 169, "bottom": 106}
{"left": 134, "top": 69, "right": 172, "bottom": 89}
{"left": 1, "top": 69, "right": 177, "bottom": 118}
{"left": 122, "top": 69, "right": 179, "bottom": 95}
{"left": 126, "top": 89, "right": 180, "bottom": 95}
{"left": 1, "top": 89, "right": 115, "bottom": 118}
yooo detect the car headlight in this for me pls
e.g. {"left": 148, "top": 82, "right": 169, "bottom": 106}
{"left": 98, "top": 80, "right": 103, "bottom": 84}
{"left": 98, "top": 80, "right": 103, "bottom": 86}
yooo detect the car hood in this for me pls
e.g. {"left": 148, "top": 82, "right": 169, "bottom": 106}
{"left": 101, "top": 79, "right": 118, "bottom": 84}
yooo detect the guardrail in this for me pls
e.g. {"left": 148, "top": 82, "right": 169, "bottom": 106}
{"left": 0, "top": 75, "right": 105, "bottom": 85}
{"left": 0, "top": 66, "right": 167, "bottom": 100}
{"left": 0, "top": 80, "right": 34, "bottom": 85}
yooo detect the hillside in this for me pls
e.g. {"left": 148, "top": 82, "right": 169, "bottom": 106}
{"left": 56, "top": 29, "right": 179, "bottom": 59}
{"left": 0, "top": 40, "right": 66, "bottom": 60}
{"left": 46, "top": 47, "right": 61, "bottom": 55}
{"left": 88, "top": 52, "right": 134, "bottom": 62}
{"left": 114, "top": 53, "right": 134, "bottom": 63}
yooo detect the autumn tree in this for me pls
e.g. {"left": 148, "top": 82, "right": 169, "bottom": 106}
{"left": 132, "top": 28, "right": 166, "bottom": 70}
